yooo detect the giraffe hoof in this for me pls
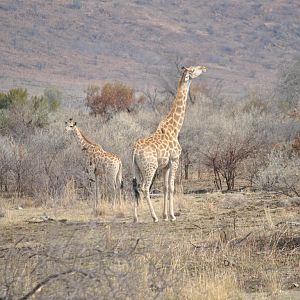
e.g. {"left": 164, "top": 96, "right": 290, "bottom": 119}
{"left": 170, "top": 216, "right": 176, "bottom": 222}
{"left": 153, "top": 217, "right": 159, "bottom": 223}
{"left": 133, "top": 217, "right": 138, "bottom": 223}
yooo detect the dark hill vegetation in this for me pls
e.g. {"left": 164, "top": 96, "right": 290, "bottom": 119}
{"left": 0, "top": 0, "right": 300, "bottom": 96}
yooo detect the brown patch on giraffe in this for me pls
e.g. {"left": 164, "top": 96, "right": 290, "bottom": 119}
{"left": 176, "top": 106, "right": 183, "bottom": 114}
{"left": 161, "top": 142, "right": 169, "bottom": 149}
{"left": 178, "top": 91, "right": 185, "bottom": 98}
{"left": 173, "top": 113, "right": 181, "bottom": 122}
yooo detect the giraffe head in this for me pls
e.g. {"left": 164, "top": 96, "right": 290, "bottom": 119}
{"left": 181, "top": 65, "right": 207, "bottom": 81}
{"left": 64, "top": 118, "right": 77, "bottom": 132}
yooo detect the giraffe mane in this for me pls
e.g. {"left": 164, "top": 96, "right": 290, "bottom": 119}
{"left": 77, "top": 128, "right": 98, "bottom": 147}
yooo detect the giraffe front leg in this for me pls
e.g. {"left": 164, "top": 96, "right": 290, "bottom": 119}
{"left": 163, "top": 167, "right": 170, "bottom": 221}
{"left": 168, "top": 160, "right": 179, "bottom": 221}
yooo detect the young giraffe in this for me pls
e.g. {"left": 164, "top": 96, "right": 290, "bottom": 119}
{"left": 65, "top": 119, "right": 122, "bottom": 209}
{"left": 132, "top": 66, "right": 207, "bottom": 222}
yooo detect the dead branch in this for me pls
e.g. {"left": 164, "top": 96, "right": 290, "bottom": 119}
{"left": 127, "top": 238, "right": 140, "bottom": 255}
{"left": 190, "top": 240, "right": 219, "bottom": 250}
{"left": 190, "top": 232, "right": 252, "bottom": 250}
{"left": 230, "top": 232, "right": 252, "bottom": 246}
{"left": 276, "top": 221, "right": 300, "bottom": 227}
{"left": 18, "top": 270, "right": 74, "bottom": 300}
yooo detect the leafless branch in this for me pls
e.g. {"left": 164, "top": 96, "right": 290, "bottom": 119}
{"left": 18, "top": 270, "right": 74, "bottom": 300}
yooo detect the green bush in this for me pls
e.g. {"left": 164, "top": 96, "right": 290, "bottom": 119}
{"left": 30, "top": 95, "right": 49, "bottom": 128}
{"left": 0, "top": 92, "right": 10, "bottom": 109}
{"left": 0, "top": 88, "right": 28, "bottom": 109}
{"left": 0, "top": 88, "right": 56, "bottom": 136}
{"left": 43, "top": 86, "right": 62, "bottom": 112}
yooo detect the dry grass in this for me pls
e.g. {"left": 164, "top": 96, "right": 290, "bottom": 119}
{"left": 0, "top": 190, "right": 300, "bottom": 299}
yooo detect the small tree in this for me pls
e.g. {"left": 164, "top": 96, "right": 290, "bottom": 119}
{"left": 85, "top": 82, "right": 141, "bottom": 117}
{"left": 199, "top": 111, "right": 263, "bottom": 191}
{"left": 202, "top": 135, "right": 260, "bottom": 190}
{"left": 242, "top": 90, "right": 270, "bottom": 114}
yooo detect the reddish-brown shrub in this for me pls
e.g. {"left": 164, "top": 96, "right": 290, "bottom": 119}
{"left": 85, "top": 82, "right": 142, "bottom": 116}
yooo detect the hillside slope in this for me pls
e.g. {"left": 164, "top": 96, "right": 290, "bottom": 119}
{"left": 0, "top": 0, "right": 300, "bottom": 97}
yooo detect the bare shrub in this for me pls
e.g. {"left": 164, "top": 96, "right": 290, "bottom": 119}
{"left": 13, "top": 126, "right": 80, "bottom": 203}
{"left": 0, "top": 136, "right": 11, "bottom": 192}
{"left": 199, "top": 112, "right": 263, "bottom": 190}
{"left": 0, "top": 116, "right": 87, "bottom": 204}
{"left": 202, "top": 135, "right": 259, "bottom": 191}
{"left": 179, "top": 82, "right": 300, "bottom": 188}
{"left": 241, "top": 89, "right": 270, "bottom": 114}
{"left": 276, "top": 57, "right": 300, "bottom": 110}
{"left": 141, "top": 88, "right": 171, "bottom": 117}
{"left": 256, "top": 150, "right": 300, "bottom": 196}
{"left": 179, "top": 92, "right": 215, "bottom": 179}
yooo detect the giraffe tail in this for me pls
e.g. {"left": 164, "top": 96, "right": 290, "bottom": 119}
{"left": 132, "top": 150, "right": 140, "bottom": 206}
{"left": 132, "top": 178, "right": 140, "bottom": 206}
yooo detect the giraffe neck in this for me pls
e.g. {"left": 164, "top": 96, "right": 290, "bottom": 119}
{"left": 74, "top": 127, "right": 103, "bottom": 153}
{"left": 160, "top": 74, "right": 191, "bottom": 137}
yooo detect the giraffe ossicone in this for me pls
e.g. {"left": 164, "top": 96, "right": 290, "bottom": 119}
{"left": 132, "top": 65, "right": 207, "bottom": 222}
{"left": 65, "top": 119, "right": 123, "bottom": 210}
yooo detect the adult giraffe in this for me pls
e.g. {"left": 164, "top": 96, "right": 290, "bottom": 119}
{"left": 132, "top": 65, "right": 207, "bottom": 222}
{"left": 65, "top": 119, "right": 122, "bottom": 210}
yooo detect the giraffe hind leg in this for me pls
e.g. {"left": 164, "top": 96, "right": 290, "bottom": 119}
{"left": 142, "top": 168, "right": 159, "bottom": 222}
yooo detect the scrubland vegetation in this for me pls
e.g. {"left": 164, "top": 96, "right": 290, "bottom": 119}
{"left": 1, "top": 59, "right": 300, "bottom": 299}
{"left": 1, "top": 60, "right": 300, "bottom": 202}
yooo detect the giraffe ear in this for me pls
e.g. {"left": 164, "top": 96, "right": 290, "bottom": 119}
{"left": 181, "top": 66, "right": 187, "bottom": 72}
{"left": 65, "top": 121, "right": 67, "bottom": 125}
{"left": 74, "top": 122, "right": 77, "bottom": 126}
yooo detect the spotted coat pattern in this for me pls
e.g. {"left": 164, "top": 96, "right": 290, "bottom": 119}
{"left": 65, "top": 119, "right": 122, "bottom": 209}
{"left": 132, "top": 66, "right": 207, "bottom": 222}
